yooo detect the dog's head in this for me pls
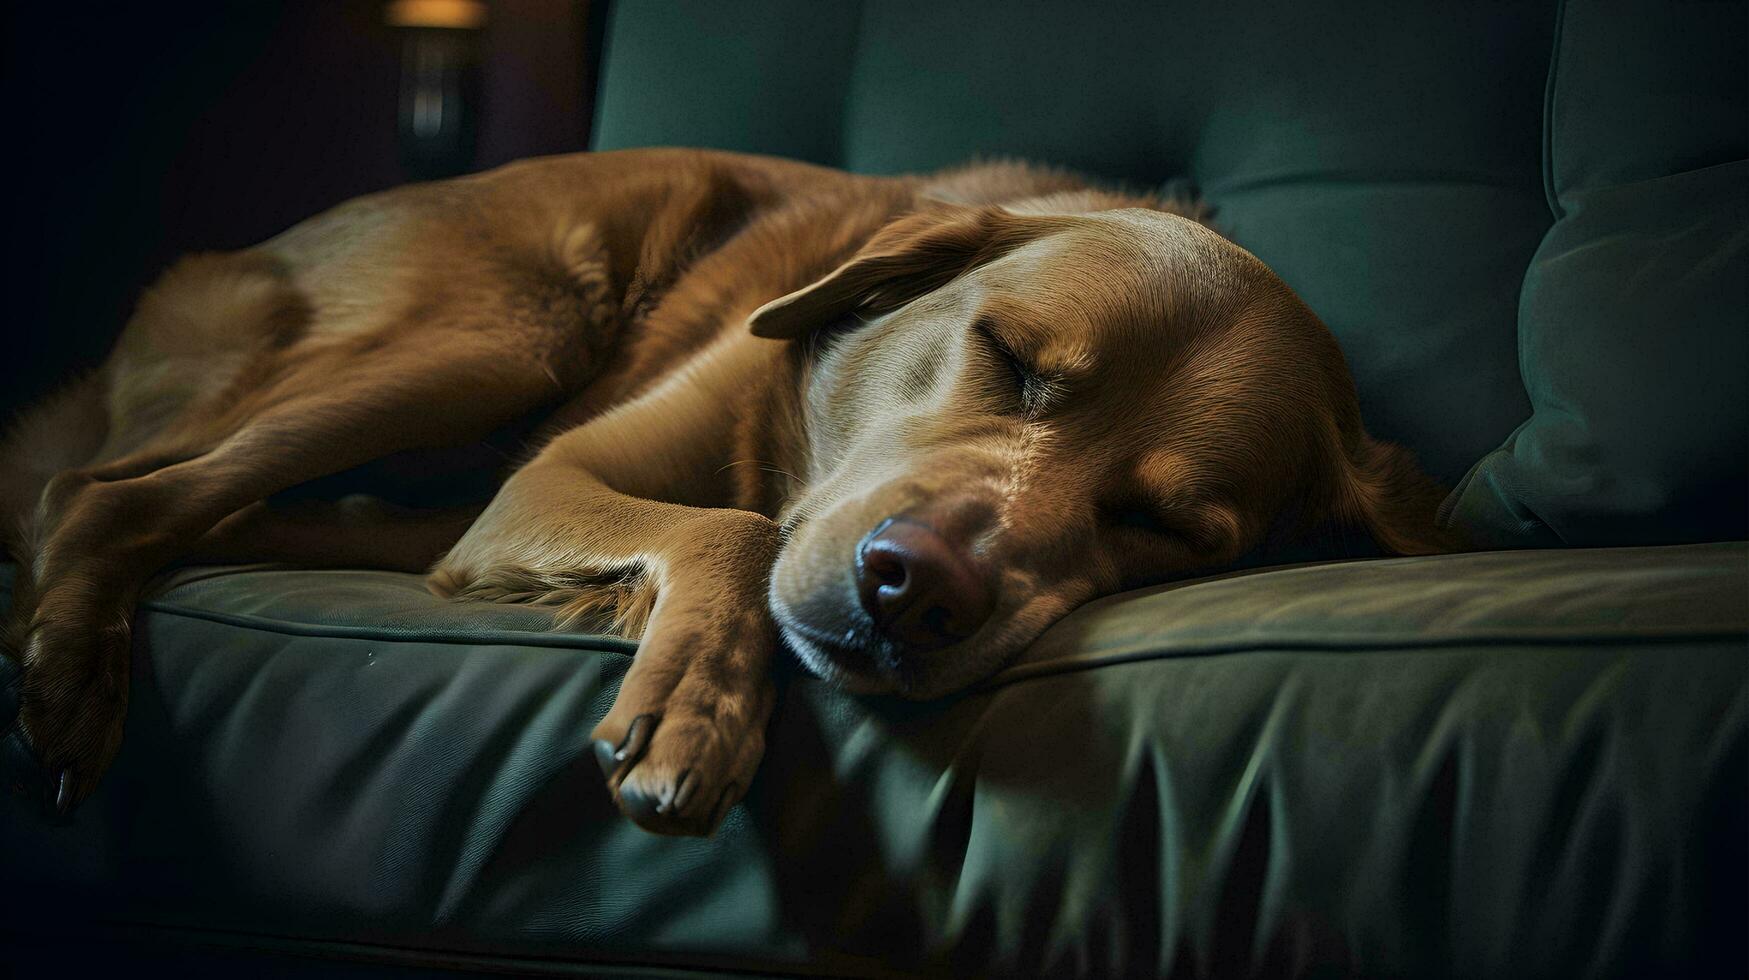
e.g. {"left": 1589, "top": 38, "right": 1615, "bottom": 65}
{"left": 751, "top": 200, "right": 1455, "bottom": 698}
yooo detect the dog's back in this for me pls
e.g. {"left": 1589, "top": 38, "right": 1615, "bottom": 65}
{"left": 0, "top": 150, "right": 1121, "bottom": 558}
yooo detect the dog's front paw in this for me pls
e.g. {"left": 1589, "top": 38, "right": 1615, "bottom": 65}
{"left": 590, "top": 604, "right": 776, "bottom": 836}
{"left": 591, "top": 709, "right": 762, "bottom": 837}
{"left": 12, "top": 604, "right": 132, "bottom": 815}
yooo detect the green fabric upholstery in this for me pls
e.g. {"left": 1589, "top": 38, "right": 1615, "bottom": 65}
{"left": 593, "top": 0, "right": 1553, "bottom": 484}
{"left": 1447, "top": 0, "right": 1749, "bottom": 546}
{"left": 5, "top": 2, "right": 1746, "bottom": 975}
{"left": 5, "top": 546, "right": 1745, "bottom": 975}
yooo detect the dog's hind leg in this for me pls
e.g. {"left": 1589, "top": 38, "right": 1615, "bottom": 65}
{"left": 12, "top": 320, "right": 591, "bottom": 813}
{"left": 0, "top": 373, "right": 111, "bottom": 563}
{"left": 187, "top": 497, "right": 482, "bottom": 572}
{"left": 8, "top": 204, "right": 630, "bottom": 811}
{"left": 1, "top": 253, "right": 308, "bottom": 563}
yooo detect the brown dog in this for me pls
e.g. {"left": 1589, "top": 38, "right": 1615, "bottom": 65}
{"left": 1, "top": 149, "right": 1453, "bottom": 835}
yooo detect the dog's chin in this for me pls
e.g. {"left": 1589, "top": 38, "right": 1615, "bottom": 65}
{"left": 772, "top": 612, "right": 1019, "bottom": 701}
{"left": 771, "top": 612, "right": 910, "bottom": 695}
{"left": 776, "top": 624, "right": 906, "bottom": 696}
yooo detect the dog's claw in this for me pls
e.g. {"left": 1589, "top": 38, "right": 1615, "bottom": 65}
{"left": 654, "top": 767, "right": 687, "bottom": 814}
{"left": 616, "top": 779, "right": 664, "bottom": 827}
{"left": 671, "top": 768, "right": 699, "bottom": 814}
{"left": 591, "top": 740, "right": 616, "bottom": 781}
{"left": 593, "top": 712, "right": 656, "bottom": 783}
{"left": 53, "top": 768, "right": 75, "bottom": 817}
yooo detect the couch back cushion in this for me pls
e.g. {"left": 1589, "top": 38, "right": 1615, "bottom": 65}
{"left": 1445, "top": 0, "right": 1748, "bottom": 546}
{"left": 591, "top": 0, "right": 1556, "bottom": 485}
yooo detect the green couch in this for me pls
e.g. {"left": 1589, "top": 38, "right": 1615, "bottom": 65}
{"left": 5, "top": 0, "right": 1745, "bottom": 975}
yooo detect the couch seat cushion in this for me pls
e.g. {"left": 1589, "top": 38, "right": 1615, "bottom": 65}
{"left": 3, "top": 543, "right": 1744, "bottom": 975}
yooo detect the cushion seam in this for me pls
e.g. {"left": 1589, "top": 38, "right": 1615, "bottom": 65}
{"left": 135, "top": 598, "right": 639, "bottom": 656}
{"left": 132, "top": 597, "right": 1745, "bottom": 683}
{"left": 981, "top": 627, "right": 1749, "bottom": 693}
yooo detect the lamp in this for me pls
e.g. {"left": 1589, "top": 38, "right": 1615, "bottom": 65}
{"left": 386, "top": 0, "right": 487, "bottom": 179}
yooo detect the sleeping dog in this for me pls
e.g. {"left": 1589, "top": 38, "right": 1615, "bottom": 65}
{"left": 1, "top": 149, "right": 1454, "bottom": 835}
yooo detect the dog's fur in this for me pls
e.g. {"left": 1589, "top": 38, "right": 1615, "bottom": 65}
{"left": 1, "top": 149, "right": 1455, "bottom": 834}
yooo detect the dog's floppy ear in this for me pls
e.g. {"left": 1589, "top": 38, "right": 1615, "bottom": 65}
{"left": 1336, "top": 436, "right": 1466, "bottom": 555}
{"left": 749, "top": 204, "right": 1036, "bottom": 339}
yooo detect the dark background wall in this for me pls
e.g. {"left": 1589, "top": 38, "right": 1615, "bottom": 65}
{"left": 2, "top": 1, "right": 593, "bottom": 423}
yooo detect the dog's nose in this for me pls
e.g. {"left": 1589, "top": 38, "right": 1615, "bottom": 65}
{"left": 855, "top": 517, "right": 994, "bottom": 651}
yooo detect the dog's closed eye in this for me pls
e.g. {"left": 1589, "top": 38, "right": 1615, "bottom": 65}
{"left": 1101, "top": 499, "right": 1181, "bottom": 541}
{"left": 974, "top": 316, "right": 1052, "bottom": 415}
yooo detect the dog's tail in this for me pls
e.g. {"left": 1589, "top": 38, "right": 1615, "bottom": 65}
{"left": 0, "top": 371, "right": 111, "bottom": 562}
